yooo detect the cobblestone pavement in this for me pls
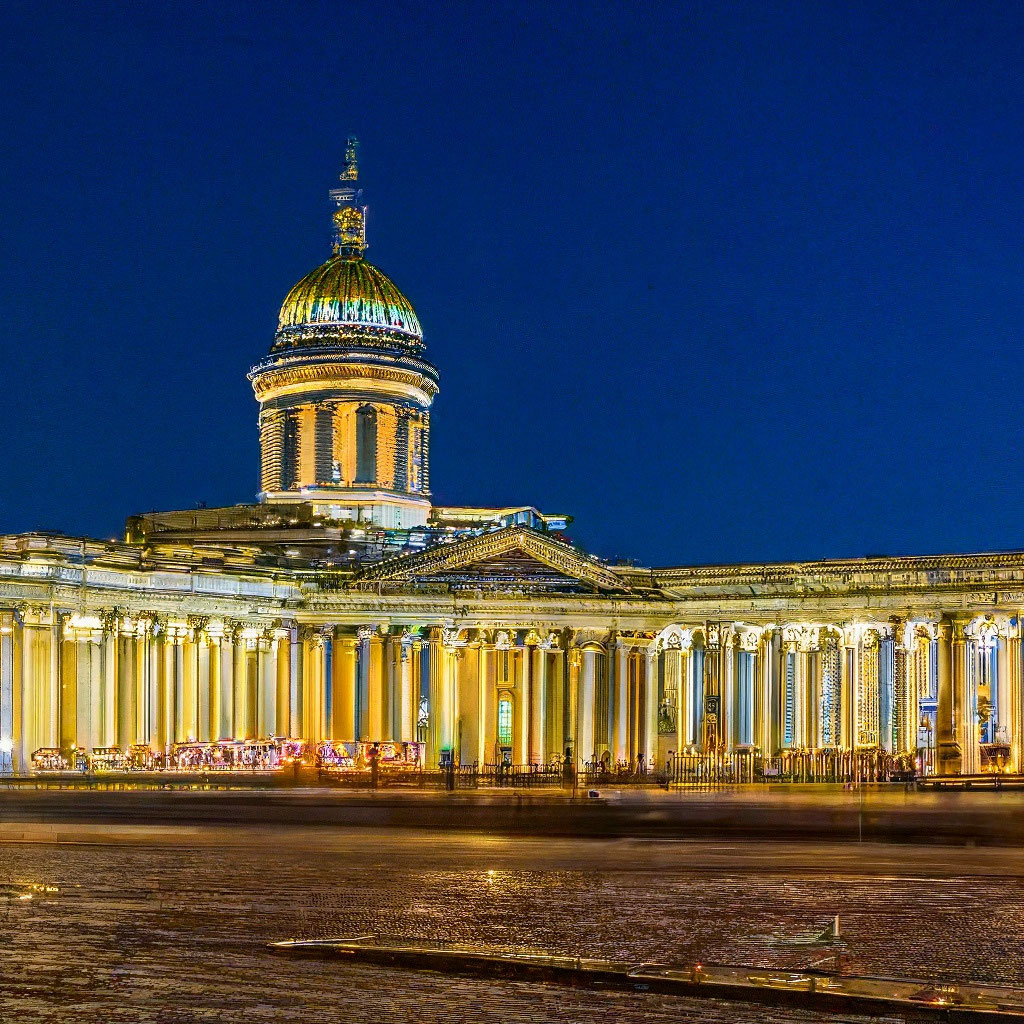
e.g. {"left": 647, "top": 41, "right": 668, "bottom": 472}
{"left": 0, "top": 825, "right": 1018, "bottom": 1023}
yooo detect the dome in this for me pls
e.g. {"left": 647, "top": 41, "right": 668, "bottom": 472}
{"left": 276, "top": 255, "right": 422, "bottom": 343}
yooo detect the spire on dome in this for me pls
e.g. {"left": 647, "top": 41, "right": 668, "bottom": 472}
{"left": 329, "top": 136, "right": 366, "bottom": 259}
{"left": 341, "top": 136, "right": 359, "bottom": 181}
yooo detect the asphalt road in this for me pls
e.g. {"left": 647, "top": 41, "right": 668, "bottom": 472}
{"left": 2, "top": 785, "right": 1024, "bottom": 844}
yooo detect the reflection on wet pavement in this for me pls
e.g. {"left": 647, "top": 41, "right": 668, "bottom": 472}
{"left": 0, "top": 827, "right": 1016, "bottom": 1023}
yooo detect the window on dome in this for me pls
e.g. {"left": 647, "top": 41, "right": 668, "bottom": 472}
{"left": 282, "top": 412, "right": 301, "bottom": 490}
{"left": 355, "top": 405, "right": 377, "bottom": 484}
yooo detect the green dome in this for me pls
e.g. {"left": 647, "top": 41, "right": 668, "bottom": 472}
{"left": 276, "top": 256, "right": 422, "bottom": 342}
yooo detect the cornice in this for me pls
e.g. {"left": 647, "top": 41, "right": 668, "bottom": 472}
{"left": 653, "top": 549, "right": 1024, "bottom": 585}
{"left": 250, "top": 360, "right": 439, "bottom": 401}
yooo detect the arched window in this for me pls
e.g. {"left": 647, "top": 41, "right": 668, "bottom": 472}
{"left": 497, "top": 695, "right": 513, "bottom": 749}
{"left": 355, "top": 405, "right": 377, "bottom": 484}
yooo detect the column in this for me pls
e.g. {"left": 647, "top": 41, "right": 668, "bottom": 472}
{"left": 135, "top": 621, "right": 154, "bottom": 747}
{"left": 955, "top": 620, "right": 979, "bottom": 774}
{"left": 275, "top": 629, "right": 291, "bottom": 737}
{"left": 841, "top": 630, "right": 857, "bottom": 752}
{"left": 289, "top": 624, "right": 302, "bottom": 739}
{"left": 723, "top": 634, "right": 736, "bottom": 749}
{"left": 208, "top": 627, "right": 223, "bottom": 741}
{"left": 793, "top": 649, "right": 807, "bottom": 749}
{"left": 532, "top": 643, "right": 547, "bottom": 764}
{"left": 613, "top": 641, "right": 628, "bottom": 763}
{"left": 101, "top": 616, "right": 117, "bottom": 748}
{"left": 936, "top": 617, "right": 958, "bottom": 773}
{"left": 332, "top": 630, "right": 356, "bottom": 740}
{"left": 302, "top": 629, "right": 325, "bottom": 742}
{"left": 368, "top": 632, "right": 384, "bottom": 741}
{"left": 412, "top": 638, "right": 425, "bottom": 749}
{"left": 565, "top": 646, "right": 579, "bottom": 761}
{"left": 258, "top": 634, "right": 276, "bottom": 738}
{"left": 399, "top": 632, "right": 415, "bottom": 743}
{"left": 29, "top": 611, "right": 56, "bottom": 768}
{"left": 755, "top": 632, "right": 772, "bottom": 753}
{"left": 997, "top": 628, "right": 1009, "bottom": 747}
{"left": 878, "top": 632, "right": 895, "bottom": 753}
{"left": 518, "top": 641, "right": 531, "bottom": 764}
{"left": 770, "top": 631, "right": 784, "bottom": 753}
{"left": 28, "top": 612, "right": 51, "bottom": 760}
{"left": 386, "top": 633, "right": 401, "bottom": 741}
{"left": 356, "top": 625, "right": 372, "bottom": 740}
{"left": 441, "top": 636, "right": 458, "bottom": 757}
{"left": 1006, "top": 620, "right": 1023, "bottom": 772}
{"left": 424, "top": 628, "right": 443, "bottom": 764}
{"left": 857, "top": 632, "right": 880, "bottom": 749}
{"left": 893, "top": 625, "right": 911, "bottom": 755}
{"left": 477, "top": 638, "right": 494, "bottom": 764}
{"left": 232, "top": 627, "right": 247, "bottom": 739}
{"left": 59, "top": 627, "right": 75, "bottom": 756}
{"left": 704, "top": 628, "right": 722, "bottom": 750}
{"left": 806, "top": 646, "right": 820, "bottom": 749}
{"left": 643, "top": 648, "right": 658, "bottom": 767}
{"left": 819, "top": 632, "right": 841, "bottom": 748}
{"left": 181, "top": 626, "right": 198, "bottom": 743}
{"left": 0, "top": 612, "right": 15, "bottom": 772}
{"left": 18, "top": 612, "right": 37, "bottom": 770}
{"left": 150, "top": 627, "right": 165, "bottom": 751}
{"left": 743, "top": 641, "right": 757, "bottom": 748}
{"left": 163, "top": 629, "right": 177, "bottom": 751}
{"left": 459, "top": 637, "right": 480, "bottom": 764}
{"left": 48, "top": 613, "right": 62, "bottom": 751}
{"left": 577, "top": 647, "right": 598, "bottom": 767}
{"left": 197, "top": 627, "right": 211, "bottom": 743}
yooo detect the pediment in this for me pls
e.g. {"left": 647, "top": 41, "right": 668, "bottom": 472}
{"left": 358, "top": 526, "right": 627, "bottom": 593}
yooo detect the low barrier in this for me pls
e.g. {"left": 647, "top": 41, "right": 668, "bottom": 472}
{"left": 666, "top": 750, "right": 918, "bottom": 788}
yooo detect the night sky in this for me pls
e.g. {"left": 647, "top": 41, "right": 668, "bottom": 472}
{"left": 1, "top": 2, "right": 1023, "bottom": 567}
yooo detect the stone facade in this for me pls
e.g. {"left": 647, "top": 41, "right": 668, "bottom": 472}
{"left": 0, "top": 529, "right": 1020, "bottom": 776}
{"left": 3, "top": 145, "right": 1014, "bottom": 778}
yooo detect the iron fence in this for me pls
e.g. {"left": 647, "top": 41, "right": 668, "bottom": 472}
{"left": 316, "top": 749, "right": 920, "bottom": 790}
{"left": 664, "top": 749, "right": 917, "bottom": 787}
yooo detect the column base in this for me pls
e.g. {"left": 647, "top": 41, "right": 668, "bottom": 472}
{"left": 938, "top": 740, "right": 962, "bottom": 775}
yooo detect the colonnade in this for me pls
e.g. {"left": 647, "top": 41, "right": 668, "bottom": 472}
{"left": 651, "top": 615, "right": 1024, "bottom": 774}
{"left": 10, "top": 609, "right": 295, "bottom": 768}
{"left": 2, "top": 607, "right": 1023, "bottom": 775}
{"left": 258, "top": 401, "right": 430, "bottom": 495}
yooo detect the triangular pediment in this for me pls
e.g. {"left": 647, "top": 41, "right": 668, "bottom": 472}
{"left": 358, "top": 526, "right": 627, "bottom": 593}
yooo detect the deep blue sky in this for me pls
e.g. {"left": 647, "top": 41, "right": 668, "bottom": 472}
{"left": 1, "top": 1, "right": 1023, "bottom": 567}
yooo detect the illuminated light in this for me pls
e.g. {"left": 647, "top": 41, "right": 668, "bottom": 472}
{"left": 0, "top": 739, "right": 12, "bottom": 754}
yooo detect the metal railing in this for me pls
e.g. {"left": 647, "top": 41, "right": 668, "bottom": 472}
{"left": 664, "top": 750, "right": 918, "bottom": 787}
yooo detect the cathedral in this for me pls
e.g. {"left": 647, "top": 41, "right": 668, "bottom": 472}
{"left": 1, "top": 140, "right": 1020, "bottom": 780}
